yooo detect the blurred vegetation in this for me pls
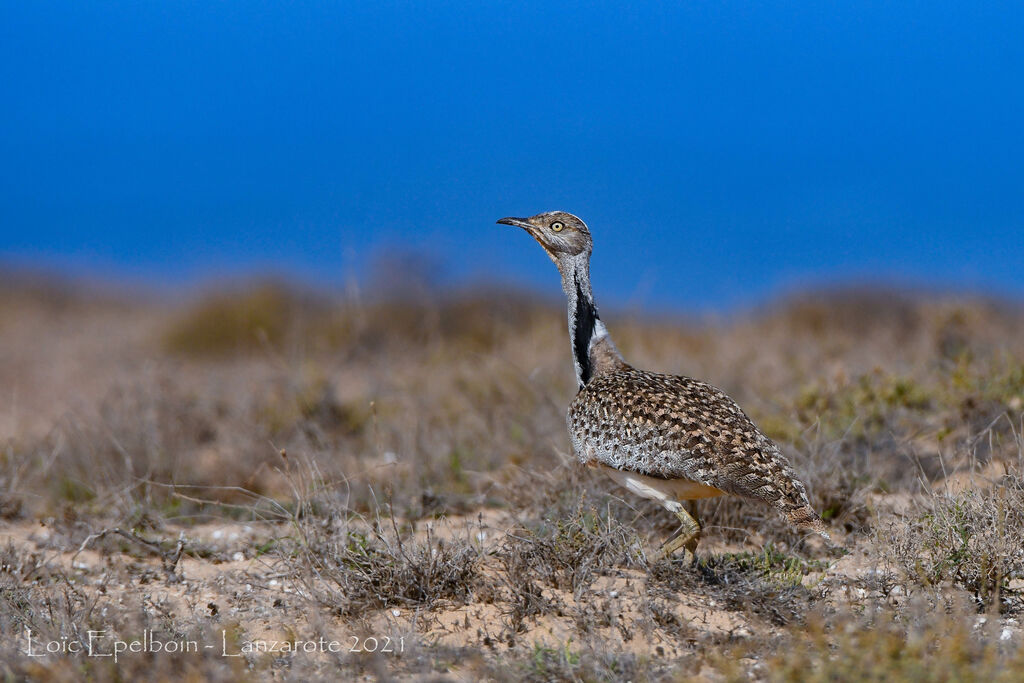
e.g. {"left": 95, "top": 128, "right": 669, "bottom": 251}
{"left": 3, "top": 271, "right": 1024, "bottom": 679}
{"left": 161, "top": 281, "right": 551, "bottom": 358}
{"left": 162, "top": 282, "right": 299, "bottom": 355}
{"left": 766, "top": 607, "right": 1024, "bottom": 682}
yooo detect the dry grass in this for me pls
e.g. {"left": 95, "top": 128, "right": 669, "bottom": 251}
{"left": 764, "top": 605, "right": 1024, "bottom": 682}
{"left": 882, "top": 469, "right": 1024, "bottom": 613}
{"left": 1, "top": 274, "right": 1024, "bottom": 679}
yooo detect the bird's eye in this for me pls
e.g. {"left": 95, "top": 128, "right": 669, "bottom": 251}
{"left": 551, "top": 221, "right": 565, "bottom": 232}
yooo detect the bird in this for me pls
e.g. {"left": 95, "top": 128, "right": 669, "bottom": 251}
{"left": 497, "top": 211, "right": 831, "bottom": 560}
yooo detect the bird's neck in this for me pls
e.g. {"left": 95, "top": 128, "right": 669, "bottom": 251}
{"left": 560, "top": 255, "right": 625, "bottom": 388}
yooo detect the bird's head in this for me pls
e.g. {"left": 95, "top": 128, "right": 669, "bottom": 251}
{"left": 497, "top": 211, "right": 592, "bottom": 265}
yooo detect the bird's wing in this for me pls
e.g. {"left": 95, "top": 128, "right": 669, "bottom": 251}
{"left": 568, "top": 370, "right": 807, "bottom": 506}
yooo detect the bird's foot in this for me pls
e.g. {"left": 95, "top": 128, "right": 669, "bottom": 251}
{"left": 652, "top": 545, "right": 698, "bottom": 566}
{"left": 654, "top": 531, "right": 700, "bottom": 565}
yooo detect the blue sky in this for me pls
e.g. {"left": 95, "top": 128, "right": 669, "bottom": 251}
{"left": 2, "top": 1, "right": 1022, "bottom": 310}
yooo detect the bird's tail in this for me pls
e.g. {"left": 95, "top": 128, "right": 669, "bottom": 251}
{"left": 787, "top": 505, "right": 833, "bottom": 544}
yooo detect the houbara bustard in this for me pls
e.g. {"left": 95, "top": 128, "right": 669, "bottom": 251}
{"left": 498, "top": 211, "right": 832, "bottom": 560}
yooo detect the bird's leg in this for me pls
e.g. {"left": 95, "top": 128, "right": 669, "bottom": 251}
{"left": 656, "top": 501, "right": 701, "bottom": 563}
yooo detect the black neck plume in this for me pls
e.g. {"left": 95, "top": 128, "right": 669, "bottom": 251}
{"left": 572, "top": 275, "right": 599, "bottom": 386}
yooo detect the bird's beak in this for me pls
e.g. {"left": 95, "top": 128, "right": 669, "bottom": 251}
{"left": 496, "top": 217, "right": 532, "bottom": 230}
{"left": 499, "top": 215, "right": 558, "bottom": 261}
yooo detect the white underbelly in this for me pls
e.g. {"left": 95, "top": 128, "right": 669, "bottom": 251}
{"left": 597, "top": 464, "right": 724, "bottom": 511}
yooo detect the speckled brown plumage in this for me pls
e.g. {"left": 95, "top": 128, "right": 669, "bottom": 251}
{"left": 568, "top": 366, "right": 827, "bottom": 535}
{"left": 498, "top": 210, "right": 831, "bottom": 548}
